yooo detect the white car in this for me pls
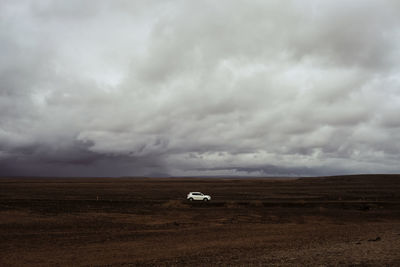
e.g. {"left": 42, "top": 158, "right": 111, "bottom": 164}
{"left": 187, "top": 192, "right": 211, "bottom": 202}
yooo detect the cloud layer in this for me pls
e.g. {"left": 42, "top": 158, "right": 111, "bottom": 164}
{"left": 1, "top": 0, "right": 400, "bottom": 176}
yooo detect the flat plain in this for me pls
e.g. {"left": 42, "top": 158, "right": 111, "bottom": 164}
{"left": 1, "top": 175, "right": 400, "bottom": 266}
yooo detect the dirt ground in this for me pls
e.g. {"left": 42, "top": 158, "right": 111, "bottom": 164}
{"left": 1, "top": 175, "right": 400, "bottom": 266}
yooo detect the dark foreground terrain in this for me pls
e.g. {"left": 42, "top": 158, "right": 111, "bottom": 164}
{"left": 1, "top": 175, "right": 400, "bottom": 266}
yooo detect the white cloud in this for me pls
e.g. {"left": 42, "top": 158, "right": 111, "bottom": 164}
{"left": 1, "top": 0, "right": 400, "bottom": 176}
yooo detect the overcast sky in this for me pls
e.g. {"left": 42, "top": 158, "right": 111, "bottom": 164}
{"left": 1, "top": 0, "right": 400, "bottom": 177}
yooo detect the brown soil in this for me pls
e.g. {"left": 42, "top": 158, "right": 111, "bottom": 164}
{"left": 1, "top": 175, "right": 400, "bottom": 266}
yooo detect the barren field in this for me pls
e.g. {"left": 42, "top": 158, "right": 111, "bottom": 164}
{"left": 1, "top": 175, "right": 400, "bottom": 266}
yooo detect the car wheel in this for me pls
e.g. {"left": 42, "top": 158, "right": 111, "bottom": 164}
{"left": 203, "top": 198, "right": 208, "bottom": 202}
{"left": 188, "top": 198, "right": 193, "bottom": 201}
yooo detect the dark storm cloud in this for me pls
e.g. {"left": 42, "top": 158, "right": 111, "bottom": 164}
{"left": 1, "top": 0, "right": 400, "bottom": 177}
